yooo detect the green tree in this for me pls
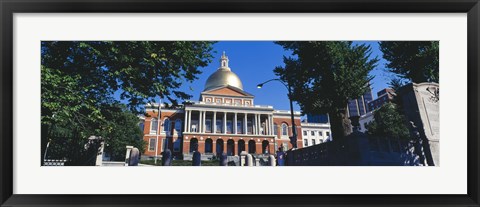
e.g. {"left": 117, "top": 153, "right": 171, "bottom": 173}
{"left": 41, "top": 41, "right": 214, "bottom": 164}
{"left": 379, "top": 41, "right": 439, "bottom": 83}
{"left": 42, "top": 41, "right": 214, "bottom": 115}
{"left": 100, "top": 104, "right": 145, "bottom": 161}
{"left": 365, "top": 102, "right": 409, "bottom": 139}
{"left": 388, "top": 77, "right": 406, "bottom": 93}
{"left": 274, "top": 41, "right": 378, "bottom": 140}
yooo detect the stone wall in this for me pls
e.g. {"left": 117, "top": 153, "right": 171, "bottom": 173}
{"left": 285, "top": 132, "right": 406, "bottom": 166}
{"left": 398, "top": 83, "right": 439, "bottom": 166}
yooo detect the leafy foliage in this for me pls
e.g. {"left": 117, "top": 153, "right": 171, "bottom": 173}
{"left": 388, "top": 78, "right": 407, "bottom": 93}
{"left": 379, "top": 41, "right": 439, "bottom": 83}
{"left": 41, "top": 41, "right": 214, "bottom": 163}
{"left": 42, "top": 41, "right": 214, "bottom": 114}
{"left": 100, "top": 105, "right": 145, "bottom": 161}
{"left": 274, "top": 41, "right": 378, "bottom": 139}
{"left": 365, "top": 103, "right": 410, "bottom": 140}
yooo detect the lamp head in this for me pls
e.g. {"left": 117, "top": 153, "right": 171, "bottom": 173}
{"left": 257, "top": 84, "right": 263, "bottom": 89}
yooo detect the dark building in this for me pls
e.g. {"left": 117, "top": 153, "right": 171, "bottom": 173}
{"left": 368, "top": 88, "right": 395, "bottom": 111}
{"left": 347, "top": 87, "right": 373, "bottom": 117}
{"left": 306, "top": 114, "right": 329, "bottom": 123}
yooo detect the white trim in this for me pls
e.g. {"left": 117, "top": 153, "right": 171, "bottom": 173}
{"left": 182, "top": 132, "right": 275, "bottom": 138}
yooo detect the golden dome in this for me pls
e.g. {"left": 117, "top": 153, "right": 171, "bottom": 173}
{"left": 204, "top": 52, "right": 244, "bottom": 91}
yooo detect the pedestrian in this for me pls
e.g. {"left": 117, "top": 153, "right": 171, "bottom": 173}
{"left": 276, "top": 147, "right": 285, "bottom": 166}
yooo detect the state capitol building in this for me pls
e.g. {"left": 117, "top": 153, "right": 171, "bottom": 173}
{"left": 141, "top": 52, "right": 331, "bottom": 160}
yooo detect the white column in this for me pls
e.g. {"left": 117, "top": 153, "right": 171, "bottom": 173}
{"left": 266, "top": 115, "right": 269, "bottom": 135}
{"left": 186, "top": 110, "right": 190, "bottom": 132}
{"left": 252, "top": 115, "right": 256, "bottom": 135}
{"left": 189, "top": 110, "right": 192, "bottom": 133}
{"left": 213, "top": 111, "right": 217, "bottom": 134}
{"left": 256, "top": 114, "right": 260, "bottom": 135}
{"left": 197, "top": 110, "right": 201, "bottom": 133}
{"left": 270, "top": 115, "right": 274, "bottom": 135}
{"left": 202, "top": 111, "right": 206, "bottom": 133}
{"left": 223, "top": 112, "right": 227, "bottom": 134}
{"left": 234, "top": 113, "right": 238, "bottom": 134}
{"left": 184, "top": 110, "right": 188, "bottom": 133}
{"left": 261, "top": 114, "right": 265, "bottom": 135}
{"left": 244, "top": 113, "right": 248, "bottom": 135}
{"left": 199, "top": 111, "right": 203, "bottom": 133}
{"left": 260, "top": 114, "right": 263, "bottom": 135}
{"left": 259, "top": 114, "right": 262, "bottom": 135}
{"left": 269, "top": 115, "right": 273, "bottom": 135}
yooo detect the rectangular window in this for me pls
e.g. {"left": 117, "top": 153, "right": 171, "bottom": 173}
{"left": 247, "top": 121, "right": 253, "bottom": 134}
{"left": 191, "top": 120, "right": 198, "bottom": 132}
{"left": 326, "top": 132, "right": 330, "bottom": 137}
{"left": 237, "top": 120, "right": 243, "bottom": 134}
{"left": 304, "top": 139, "right": 308, "bottom": 147}
{"left": 216, "top": 119, "right": 223, "bottom": 133}
{"left": 227, "top": 120, "right": 233, "bottom": 134}
{"left": 205, "top": 119, "right": 212, "bottom": 133}
{"left": 311, "top": 131, "right": 315, "bottom": 136}
{"left": 319, "top": 131, "right": 323, "bottom": 136}
{"left": 312, "top": 139, "right": 316, "bottom": 145}
{"left": 148, "top": 138, "right": 156, "bottom": 151}
{"left": 303, "top": 131, "right": 307, "bottom": 136}
{"left": 150, "top": 119, "right": 158, "bottom": 134}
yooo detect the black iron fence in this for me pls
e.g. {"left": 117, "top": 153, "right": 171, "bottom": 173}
{"left": 42, "top": 132, "right": 100, "bottom": 166}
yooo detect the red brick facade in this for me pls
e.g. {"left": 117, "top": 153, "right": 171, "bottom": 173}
{"left": 142, "top": 111, "right": 303, "bottom": 158}
{"left": 141, "top": 53, "right": 305, "bottom": 159}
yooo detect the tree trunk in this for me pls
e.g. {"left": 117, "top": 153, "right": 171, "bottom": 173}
{"left": 41, "top": 124, "right": 50, "bottom": 166}
{"left": 329, "top": 108, "right": 352, "bottom": 142}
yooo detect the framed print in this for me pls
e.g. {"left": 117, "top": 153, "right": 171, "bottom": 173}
{"left": 1, "top": 0, "right": 479, "bottom": 206}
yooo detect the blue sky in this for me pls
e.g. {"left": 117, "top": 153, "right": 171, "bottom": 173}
{"left": 177, "top": 41, "right": 393, "bottom": 112}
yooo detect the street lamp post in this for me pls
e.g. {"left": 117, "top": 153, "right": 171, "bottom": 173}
{"left": 154, "top": 98, "right": 162, "bottom": 165}
{"left": 257, "top": 79, "right": 297, "bottom": 150}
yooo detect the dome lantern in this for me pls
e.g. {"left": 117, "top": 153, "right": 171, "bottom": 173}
{"left": 220, "top": 51, "right": 229, "bottom": 70}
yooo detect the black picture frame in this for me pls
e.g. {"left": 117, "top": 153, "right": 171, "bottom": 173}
{"left": 1, "top": 0, "right": 479, "bottom": 206}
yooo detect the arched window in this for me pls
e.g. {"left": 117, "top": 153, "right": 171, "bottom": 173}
{"left": 190, "top": 138, "right": 198, "bottom": 153}
{"left": 248, "top": 140, "right": 256, "bottom": 154}
{"left": 175, "top": 119, "right": 182, "bottom": 133}
{"left": 163, "top": 118, "right": 171, "bottom": 134}
{"left": 237, "top": 139, "right": 245, "bottom": 155}
{"left": 281, "top": 123, "right": 288, "bottom": 136}
{"left": 205, "top": 139, "right": 213, "bottom": 153}
{"left": 262, "top": 140, "right": 269, "bottom": 154}
{"left": 227, "top": 139, "right": 235, "bottom": 156}
{"left": 216, "top": 139, "right": 224, "bottom": 155}
{"left": 150, "top": 118, "right": 158, "bottom": 134}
